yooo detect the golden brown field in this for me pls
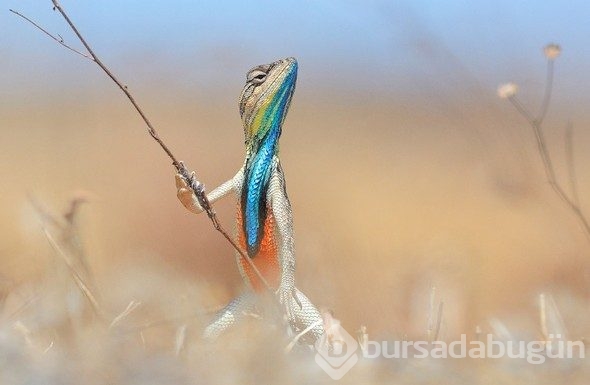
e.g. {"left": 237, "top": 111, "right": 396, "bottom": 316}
{"left": 2, "top": 3, "right": 590, "bottom": 381}
{"left": 2, "top": 81, "right": 590, "bottom": 381}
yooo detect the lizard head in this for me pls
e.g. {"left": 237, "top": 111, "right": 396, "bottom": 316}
{"left": 239, "top": 57, "right": 298, "bottom": 153}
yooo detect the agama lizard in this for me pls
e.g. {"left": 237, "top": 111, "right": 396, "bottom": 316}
{"left": 175, "top": 57, "right": 324, "bottom": 344}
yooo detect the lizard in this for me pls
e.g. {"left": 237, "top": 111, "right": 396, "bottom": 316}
{"left": 175, "top": 57, "right": 324, "bottom": 344}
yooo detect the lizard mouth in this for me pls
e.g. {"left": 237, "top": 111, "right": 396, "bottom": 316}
{"left": 269, "top": 57, "right": 297, "bottom": 81}
{"left": 263, "top": 57, "right": 297, "bottom": 100}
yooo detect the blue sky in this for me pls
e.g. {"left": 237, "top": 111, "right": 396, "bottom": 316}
{"left": 3, "top": 0, "right": 590, "bottom": 104}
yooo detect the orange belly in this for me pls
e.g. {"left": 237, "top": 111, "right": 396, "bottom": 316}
{"left": 236, "top": 205, "right": 280, "bottom": 292}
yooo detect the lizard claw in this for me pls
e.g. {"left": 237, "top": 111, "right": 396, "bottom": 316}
{"left": 175, "top": 169, "right": 203, "bottom": 214}
{"left": 175, "top": 173, "right": 189, "bottom": 189}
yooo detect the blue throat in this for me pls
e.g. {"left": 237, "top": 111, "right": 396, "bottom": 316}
{"left": 241, "top": 125, "right": 280, "bottom": 257}
{"left": 241, "top": 70, "right": 295, "bottom": 257}
{"left": 241, "top": 67, "right": 297, "bottom": 258}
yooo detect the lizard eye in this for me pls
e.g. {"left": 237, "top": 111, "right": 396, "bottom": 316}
{"left": 247, "top": 69, "right": 268, "bottom": 85}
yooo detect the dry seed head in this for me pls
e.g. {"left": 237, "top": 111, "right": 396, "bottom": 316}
{"left": 544, "top": 43, "right": 561, "bottom": 60}
{"left": 497, "top": 82, "right": 518, "bottom": 99}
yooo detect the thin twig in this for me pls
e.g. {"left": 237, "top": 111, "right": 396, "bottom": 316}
{"left": 42, "top": 227, "right": 104, "bottom": 319}
{"left": 50, "top": 0, "right": 178, "bottom": 166}
{"left": 426, "top": 285, "right": 442, "bottom": 343}
{"left": 28, "top": 195, "right": 65, "bottom": 231}
{"left": 537, "top": 58, "right": 554, "bottom": 126}
{"left": 508, "top": 96, "right": 558, "bottom": 185}
{"left": 174, "top": 324, "right": 187, "bottom": 356}
{"left": 508, "top": 84, "right": 590, "bottom": 241}
{"left": 426, "top": 286, "right": 434, "bottom": 343}
{"left": 9, "top": 9, "right": 92, "bottom": 60}
{"left": 30, "top": 196, "right": 102, "bottom": 323}
{"left": 7, "top": 293, "right": 42, "bottom": 322}
{"left": 29, "top": 195, "right": 96, "bottom": 290}
{"left": 109, "top": 300, "right": 142, "bottom": 330}
{"left": 433, "top": 301, "right": 444, "bottom": 342}
{"left": 13, "top": 1, "right": 275, "bottom": 296}
{"left": 539, "top": 293, "right": 548, "bottom": 340}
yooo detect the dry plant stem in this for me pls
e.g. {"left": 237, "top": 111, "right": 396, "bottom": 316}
{"left": 7, "top": 293, "right": 42, "bottom": 322}
{"left": 433, "top": 301, "right": 444, "bottom": 342}
{"left": 539, "top": 293, "right": 550, "bottom": 341}
{"left": 508, "top": 93, "right": 590, "bottom": 241}
{"left": 42, "top": 227, "right": 104, "bottom": 320}
{"left": 175, "top": 325, "right": 187, "bottom": 356}
{"left": 13, "top": 1, "right": 274, "bottom": 295}
{"left": 508, "top": 96, "right": 558, "bottom": 183}
{"left": 109, "top": 300, "right": 142, "bottom": 330}
{"left": 28, "top": 196, "right": 64, "bottom": 231}
{"left": 50, "top": 0, "right": 178, "bottom": 165}
{"left": 9, "top": 9, "right": 92, "bottom": 60}
{"left": 537, "top": 58, "right": 554, "bottom": 127}
{"left": 426, "top": 286, "right": 442, "bottom": 343}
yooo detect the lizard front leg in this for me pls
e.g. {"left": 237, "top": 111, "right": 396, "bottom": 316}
{"left": 175, "top": 167, "right": 244, "bottom": 214}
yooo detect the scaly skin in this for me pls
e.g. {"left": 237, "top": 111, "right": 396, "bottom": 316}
{"left": 176, "top": 58, "right": 324, "bottom": 344}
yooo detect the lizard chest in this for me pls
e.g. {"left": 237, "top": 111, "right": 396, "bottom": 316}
{"left": 236, "top": 202, "right": 280, "bottom": 292}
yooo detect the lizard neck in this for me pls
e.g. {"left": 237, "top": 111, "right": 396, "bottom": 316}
{"left": 241, "top": 124, "right": 280, "bottom": 257}
{"left": 237, "top": 57, "right": 297, "bottom": 258}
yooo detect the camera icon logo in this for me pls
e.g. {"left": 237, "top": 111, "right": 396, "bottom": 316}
{"left": 314, "top": 323, "right": 359, "bottom": 379}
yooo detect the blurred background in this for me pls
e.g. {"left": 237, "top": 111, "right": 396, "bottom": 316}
{"left": 2, "top": 0, "right": 590, "bottom": 353}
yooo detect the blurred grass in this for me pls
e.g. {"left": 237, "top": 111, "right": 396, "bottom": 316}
{"left": 2, "top": 76, "right": 590, "bottom": 383}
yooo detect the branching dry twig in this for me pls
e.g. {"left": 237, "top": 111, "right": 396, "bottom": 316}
{"left": 9, "top": 8, "right": 91, "bottom": 60}
{"left": 499, "top": 44, "right": 590, "bottom": 242}
{"left": 12, "top": 0, "right": 275, "bottom": 295}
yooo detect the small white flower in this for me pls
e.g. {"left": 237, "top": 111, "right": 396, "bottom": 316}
{"left": 497, "top": 82, "right": 518, "bottom": 99}
{"left": 544, "top": 43, "right": 561, "bottom": 60}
